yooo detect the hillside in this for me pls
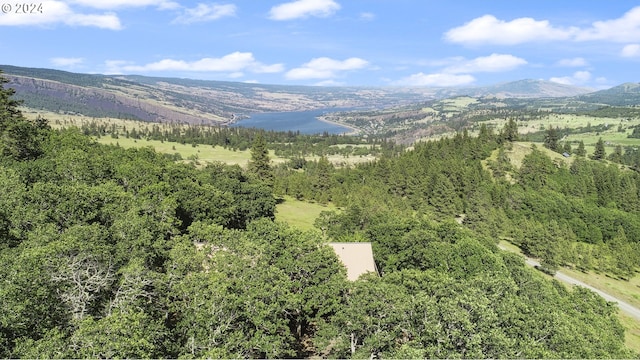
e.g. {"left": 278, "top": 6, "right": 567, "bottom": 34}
{"left": 1, "top": 65, "right": 595, "bottom": 126}
{"left": 1, "top": 68, "right": 639, "bottom": 358}
{"left": 0, "top": 65, "right": 434, "bottom": 124}
{"left": 436, "top": 79, "right": 593, "bottom": 99}
{"left": 578, "top": 82, "right": 640, "bottom": 106}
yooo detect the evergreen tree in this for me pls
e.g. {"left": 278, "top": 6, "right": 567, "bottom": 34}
{"left": 562, "top": 142, "right": 572, "bottom": 154}
{"left": 543, "top": 126, "right": 560, "bottom": 152}
{"left": 0, "top": 72, "right": 48, "bottom": 160}
{"left": 247, "top": 132, "right": 274, "bottom": 185}
{"left": 591, "top": 137, "right": 606, "bottom": 160}
{"left": 575, "top": 140, "right": 586, "bottom": 157}
{"left": 608, "top": 145, "right": 623, "bottom": 163}
{"left": 501, "top": 118, "right": 518, "bottom": 142}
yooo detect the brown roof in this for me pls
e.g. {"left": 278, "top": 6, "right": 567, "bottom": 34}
{"left": 328, "top": 242, "right": 378, "bottom": 281}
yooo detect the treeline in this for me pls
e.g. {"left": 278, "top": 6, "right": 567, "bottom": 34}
{"left": 69, "top": 119, "right": 403, "bottom": 158}
{"left": 275, "top": 126, "right": 640, "bottom": 279}
{"left": 0, "top": 73, "right": 636, "bottom": 358}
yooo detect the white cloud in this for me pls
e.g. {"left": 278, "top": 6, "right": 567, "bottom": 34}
{"left": 172, "top": 3, "right": 236, "bottom": 24}
{"left": 394, "top": 73, "right": 475, "bottom": 87}
{"left": 285, "top": 57, "right": 368, "bottom": 80}
{"left": 621, "top": 44, "right": 640, "bottom": 57}
{"left": 550, "top": 70, "right": 591, "bottom": 85}
{"left": 443, "top": 54, "right": 527, "bottom": 74}
{"left": 556, "top": 57, "right": 588, "bottom": 67}
{"left": 269, "top": 0, "right": 340, "bottom": 20}
{"left": 446, "top": 6, "right": 640, "bottom": 46}
{"left": 50, "top": 57, "right": 84, "bottom": 67}
{"left": 575, "top": 7, "right": 640, "bottom": 42}
{"left": 105, "top": 52, "right": 284, "bottom": 74}
{"left": 68, "top": 0, "right": 179, "bottom": 10}
{"left": 0, "top": 1, "right": 121, "bottom": 29}
{"left": 444, "top": 15, "right": 575, "bottom": 45}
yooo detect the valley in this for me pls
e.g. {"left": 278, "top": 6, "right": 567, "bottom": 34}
{"left": 2, "top": 66, "right": 640, "bottom": 357}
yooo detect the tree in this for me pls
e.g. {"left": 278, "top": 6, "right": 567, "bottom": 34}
{"left": 543, "top": 126, "right": 560, "bottom": 152}
{"left": 608, "top": 145, "right": 622, "bottom": 163}
{"left": 574, "top": 140, "right": 586, "bottom": 157}
{"left": 0, "top": 72, "right": 48, "bottom": 160}
{"left": 591, "top": 137, "right": 606, "bottom": 160}
{"left": 247, "top": 132, "right": 274, "bottom": 185}
{"left": 501, "top": 118, "right": 518, "bottom": 142}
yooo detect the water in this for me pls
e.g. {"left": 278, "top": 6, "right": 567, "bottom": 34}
{"left": 231, "top": 109, "right": 352, "bottom": 135}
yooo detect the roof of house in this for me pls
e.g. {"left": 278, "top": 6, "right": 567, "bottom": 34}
{"left": 328, "top": 242, "right": 378, "bottom": 281}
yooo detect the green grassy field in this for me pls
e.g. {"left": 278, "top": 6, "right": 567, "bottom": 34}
{"left": 23, "top": 109, "right": 195, "bottom": 133}
{"left": 478, "top": 113, "right": 640, "bottom": 156}
{"left": 96, "top": 137, "right": 282, "bottom": 167}
{"left": 275, "top": 196, "right": 339, "bottom": 231}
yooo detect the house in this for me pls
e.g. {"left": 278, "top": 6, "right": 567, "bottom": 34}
{"left": 562, "top": 152, "right": 571, "bottom": 158}
{"left": 328, "top": 242, "right": 378, "bottom": 281}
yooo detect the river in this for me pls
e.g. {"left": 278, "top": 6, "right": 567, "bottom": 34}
{"left": 231, "top": 109, "right": 354, "bottom": 135}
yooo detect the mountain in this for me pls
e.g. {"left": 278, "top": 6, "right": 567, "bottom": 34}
{"left": 0, "top": 65, "right": 595, "bottom": 124}
{"left": 577, "top": 82, "right": 640, "bottom": 106}
{"left": 434, "top": 79, "right": 593, "bottom": 99}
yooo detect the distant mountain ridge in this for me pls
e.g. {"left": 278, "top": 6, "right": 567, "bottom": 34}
{"left": 433, "top": 79, "right": 594, "bottom": 99}
{"left": 0, "top": 64, "right": 604, "bottom": 124}
{"left": 577, "top": 82, "right": 640, "bottom": 106}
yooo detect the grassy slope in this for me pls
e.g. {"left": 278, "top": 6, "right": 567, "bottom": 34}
{"left": 95, "top": 137, "right": 279, "bottom": 167}
{"left": 275, "top": 196, "right": 339, "bottom": 231}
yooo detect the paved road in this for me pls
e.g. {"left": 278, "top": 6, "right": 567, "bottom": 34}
{"left": 499, "top": 244, "right": 640, "bottom": 321}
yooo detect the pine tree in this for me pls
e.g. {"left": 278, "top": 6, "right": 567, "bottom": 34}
{"left": 501, "top": 118, "right": 518, "bottom": 142}
{"left": 608, "top": 145, "right": 622, "bottom": 163}
{"left": 543, "top": 126, "right": 560, "bottom": 152}
{"left": 591, "top": 137, "right": 606, "bottom": 160}
{"left": 0, "top": 72, "right": 48, "bottom": 160}
{"left": 574, "top": 140, "right": 586, "bottom": 157}
{"left": 248, "top": 132, "right": 274, "bottom": 185}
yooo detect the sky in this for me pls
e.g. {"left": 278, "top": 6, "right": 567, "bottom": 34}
{"left": 2, "top": 0, "right": 640, "bottom": 88}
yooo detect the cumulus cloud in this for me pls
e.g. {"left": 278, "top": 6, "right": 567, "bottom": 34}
{"left": 621, "top": 44, "right": 640, "bottom": 57}
{"left": 172, "top": 3, "right": 236, "bottom": 24}
{"left": 0, "top": 1, "right": 121, "bottom": 29}
{"left": 550, "top": 70, "right": 591, "bottom": 85}
{"left": 105, "top": 52, "right": 284, "bottom": 75}
{"left": 575, "top": 7, "right": 640, "bottom": 42}
{"left": 269, "top": 0, "right": 340, "bottom": 20}
{"left": 285, "top": 57, "right": 368, "bottom": 80}
{"left": 50, "top": 57, "right": 84, "bottom": 67}
{"left": 444, "top": 15, "right": 575, "bottom": 45}
{"left": 443, "top": 54, "right": 527, "bottom": 74}
{"left": 445, "top": 6, "right": 640, "bottom": 46}
{"left": 556, "top": 57, "right": 588, "bottom": 67}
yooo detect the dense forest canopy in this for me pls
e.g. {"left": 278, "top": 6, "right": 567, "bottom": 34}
{"left": 0, "top": 71, "right": 637, "bottom": 358}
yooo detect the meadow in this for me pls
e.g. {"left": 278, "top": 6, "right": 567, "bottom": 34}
{"left": 275, "top": 196, "right": 339, "bottom": 231}
{"left": 95, "top": 137, "right": 278, "bottom": 167}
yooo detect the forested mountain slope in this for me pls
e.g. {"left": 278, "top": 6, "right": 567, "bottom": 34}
{"left": 0, "top": 73, "right": 637, "bottom": 358}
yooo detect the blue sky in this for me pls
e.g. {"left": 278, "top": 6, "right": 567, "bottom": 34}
{"left": 2, "top": 0, "right": 640, "bottom": 88}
